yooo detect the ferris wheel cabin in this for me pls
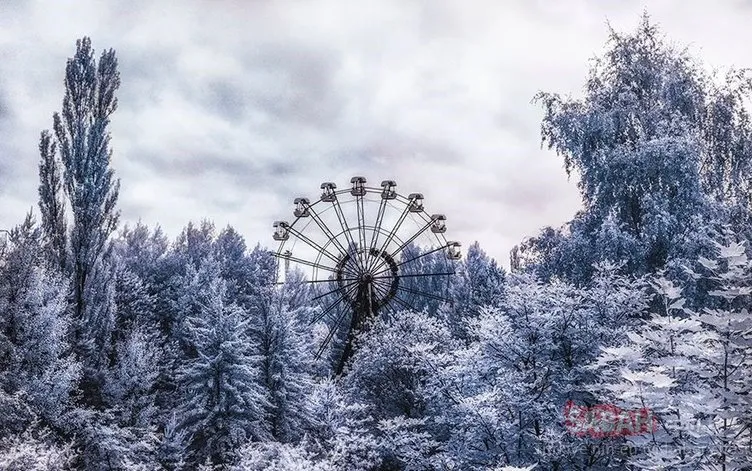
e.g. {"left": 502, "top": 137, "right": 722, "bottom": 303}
{"left": 272, "top": 221, "right": 290, "bottom": 241}
{"left": 350, "top": 176, "right": 367, "bottom": 196}
{"left": 408, "top": 193, "right": 424, "bottom": 212}
{"left": 430, "top": 214, "right": 447, "bottom": 233}
{"left": 320, "top": 182, "right": 337, "bottom": 202}
{"left": 293, "top": 197, "right": 310, "bottom": 218}
{"left": 380, "top": 180, "right": 397, "bottom": 200}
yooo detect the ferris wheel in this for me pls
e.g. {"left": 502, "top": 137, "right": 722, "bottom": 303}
{"left": 272, "top": 177, "right": 461, "bottom": 374}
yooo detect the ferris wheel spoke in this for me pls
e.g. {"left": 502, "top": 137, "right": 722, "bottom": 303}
{"left": 367, "top": 199, "right": 412, "bottom": 272}
{"left": 390, "top": 294, "right": 420, "bottom": 313}
{"left": 311, "top": 280, "right": 360, "bottom": 302}
{"left": 315, "top": 308, "right": 351, "bottom": 359}
{"left": 274, "top": 252, "right": 340, "bottom": 274}
{"left": 370, "top": 279, "right": 391, "bottom": 302}
{"left": 371, "top": 243, "right": 451, "bottom": 277}
{"left": 284, "top": 224, "right": 342, "bottom": 266}
{"left": 395, "top": 285, "right": 452, "bottom": 304}
{"left": 305, "top": 203, "right": 350, "bottom": 259}
{"left": 355, "top": 192, "right": 368, "bottom": 270}
{"left": 274, "top": 277, "right": 352, "bottom": 286}
{"left": 387, "top": 218, "right": 435, "bottom": 260}
{"left": 370, "top": 218, "right": 436, "bottom": 274}
{"left": 368, "top": 197, "right": 388, "bottom": 262}
{"left": 331, "top": 197, "right": 362, "bottom": 273}
{"left": 295, "top": 277, "right": 359, "bottom": 285}
{"left": 373, "top": 271, "right": 455, "bottom": 280}
{"left": 373, "top": 276, "right": 392, "bottom": 291}
{"left": 309, "top": 289, "right": 350, "bottom": 325}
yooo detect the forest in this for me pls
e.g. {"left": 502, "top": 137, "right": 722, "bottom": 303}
{"left": 1, "top": 14, "right": 751, "bottom": 471}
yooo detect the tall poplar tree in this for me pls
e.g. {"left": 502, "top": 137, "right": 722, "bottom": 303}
{"left": 39, "top": 37, "right": 121, "bottom": 355}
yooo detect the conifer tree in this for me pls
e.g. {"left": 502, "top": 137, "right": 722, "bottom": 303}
{"left": 176, "top": 272, "right": 269, "bottom": 467}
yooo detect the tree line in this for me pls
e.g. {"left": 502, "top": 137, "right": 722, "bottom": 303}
{"left": 0, "top": 15, "right": 751, "bottom": 470}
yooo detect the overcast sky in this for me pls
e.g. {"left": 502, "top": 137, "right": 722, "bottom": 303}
{"left": 1, "top": 0, "right": 751, "bottom": 266}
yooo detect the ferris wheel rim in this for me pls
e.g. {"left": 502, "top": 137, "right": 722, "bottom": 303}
{"left": 270, "top": 177, "right": 462, "bottom": 372}
{"left": 274, "top": 188, "right": 451, "bottom": 277}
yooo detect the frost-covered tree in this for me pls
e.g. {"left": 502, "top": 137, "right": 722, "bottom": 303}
{"left": 594, "top": 241, "right": 752, "bottom": 469}
{"left": 175, "top": 273, "right": 269, "bottom": 467}
{"left": 516, "top": 15, "right": 752, "bottom": 283}
{"left": 0, "top": 214, "right": 80, "bottom": 428}
{"left": 593, "top": 277, "right": 702, "bottom": 469}
{"left": 174, "top": 220, "right": 215, "bottom": 270}
{"left": 689, "top": 241, "right": 752, "bottom": 469}
{"left": 103, "top": 323, "right": 160, "bottom": 429}
{"left": 78, "top": 248, "right": 118, "bottom": 395}
{"left": 445, "top": 241, "right": 506, "bottom": 338}
{"left": 37, "top": 130, "right": 67, "bottom": 271}
{"left": 341, "top": 311, "right": 456, "bottom": 469}
{"left": 463, "top": 241, "right": 505, "bottom": 310}
{"left": 47, "top": 36, "right": 121, "bottom": 345}
{"left": 214, "top": 226, "right": 254, "bottom": 305}
{"left": 65, "top": 407, "right": 158, "bottom": 471}
{"left": 38, "top": 37, "right": 122, "bottom": 403}
{"left": 113, "top": 222, "right": 169, "bottom": 289}
{"left": 233, "top": 441, "right": 334, "bottom": 471}
{"left": 307, "top": 380, "right": 382, "bottom": 471}
{"left": 0, "top": 427, "right": 75, "bottom": 471}
{"left": 434, "top": 266, "right": 646, "bottom": 470}
{"left": 252, "top": 267, "right": 316, "bottom": 443}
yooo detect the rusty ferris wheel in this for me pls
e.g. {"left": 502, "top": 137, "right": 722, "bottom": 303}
{"left": 272, "top": 177, "right": 461, "bottom": 375}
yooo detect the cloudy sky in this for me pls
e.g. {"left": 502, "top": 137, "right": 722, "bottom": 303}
{"left": 1, "top": 0, "right": 751, "bottom": 266}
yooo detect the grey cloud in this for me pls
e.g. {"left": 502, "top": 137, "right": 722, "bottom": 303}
{"left": 241, "top": 45, "right": 343, "bottom": 128}
{"left": 118, "top": 50, "right": 179, "bottom": 109}
{"left": 0, "top": 89, "right": 11, "bottom": 128}
{"left": 128, "top": 145, "right": 303, "bottom": 207}
{"left": 132, "top": 148, "right": 262, "bottom": 182}
{"left": 0, "top": 142, "right": 28, "bottom": 198}
{"left": 206, "top": 80, "right": 247, "bottom": 122}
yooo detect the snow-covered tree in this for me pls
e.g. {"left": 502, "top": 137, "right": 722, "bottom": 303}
{"left": 233, "top": 440, "right": 334, "bottom": 471}
{"left": 113, "top": 222, "right": 169, "bottom": 290}
{"left": 103, "top": 324, "right": 160, "bottom": 429}
{"left": 516, "top": 15, "right": 752, "bottom": 283}
{"left": 37, "top": 129, "right": 67, "bottom": 271}
{"left": 0, "top": 214, "right": 80, "bottom": 427}
{"left": 445, "top": 241, "right": 507, "bottom": 338}
{"left": 594, "top": 241, "right": 752, "bottom": 468}
{"left": 253, "top": 267, "right": 317, "bottom": 442}
{"left": 341, "top": 310, "right": 456, "bottom": 469}
{"left": 0, "top": 427, "right": 75, "bottom": 471}
{"left": 66, "top": 408, "right": 158, "bottom": 470}
{"left": 49, "top": 36, "right": 121, "bottom": 326}
{"left": 173, "top": 220, "right": 215, "bottom": 270}
{"left": 175, "top": 273, "right": 269, "bottom": 467}
{"left": 593, "top": 276, "right": 703, "bottom": 469}
{"left": 36, "top": 36, "right": 123, "bottom": 409}
{"left": 307, "top": 380, "right": 382, "bottom": 471}
{"left": 434, "top": 266, "right": 646, "bottom": 470}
